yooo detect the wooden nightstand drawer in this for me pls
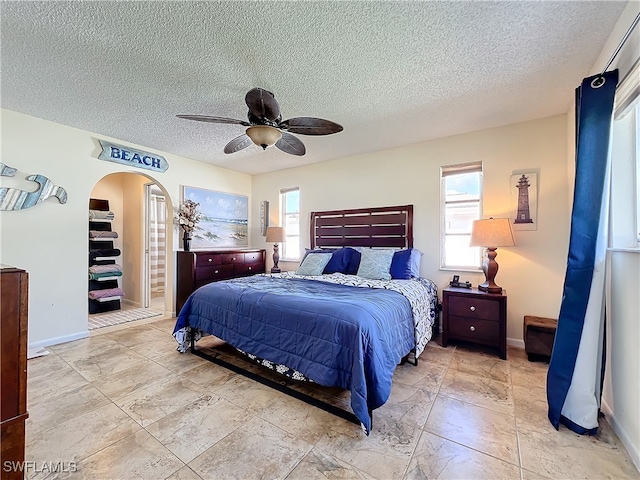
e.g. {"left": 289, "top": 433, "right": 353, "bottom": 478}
{"left": 448, "top": 315, "right": 499, "bottom": 343}
{"left": 442, "top": 287, "right": 507, "bottom": 359}
{"left": 448, "top": 296, "right": 499, "bottom": 321}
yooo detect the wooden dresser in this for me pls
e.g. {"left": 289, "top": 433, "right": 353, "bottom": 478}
{"left": 176, "top": 249, "right": 266, "bottom": 314}
{"left": 1, "top": 266, "right": 29, "bottom": 480}
{"left": 441, "top": 286, "right": 507, "bottom": 359}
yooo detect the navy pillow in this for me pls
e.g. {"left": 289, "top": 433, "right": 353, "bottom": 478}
{"left": 390, "top": 248, "right": 422, "bottom": 279}
{"left": 323, "top": 247, "right": 353, "bottom": 274}
{"left": 347, "top": 248, "right": 361, "bottom": 275}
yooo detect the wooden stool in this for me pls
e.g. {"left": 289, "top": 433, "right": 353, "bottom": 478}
{"left": 523, "top": 315, "right": 557, "bottom": 362}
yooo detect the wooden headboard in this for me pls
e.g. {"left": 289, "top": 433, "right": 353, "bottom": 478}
{"left": 310, "top": 205, "right": 413, "bottom": 249}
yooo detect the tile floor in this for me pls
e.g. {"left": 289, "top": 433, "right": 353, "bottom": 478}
{"left": 25, "top": 317, "right": 638, "bottom": 480}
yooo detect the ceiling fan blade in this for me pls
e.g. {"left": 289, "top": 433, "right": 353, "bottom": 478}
{"left": 224, "top": 134, "right": 253, "bottom": 154}
{"left": 177, "top": 115, "right": 250, "bottom": 126}
{"left": 245, "top": 88, "right": 281, "bottom": 122}
{"left": 275, "top": 132, "right": 306, "bottom": 156}
{"left": 280, "top": 117, "right": 343, "bottom": 136}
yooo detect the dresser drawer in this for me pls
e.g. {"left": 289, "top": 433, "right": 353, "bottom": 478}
{"left": 195, "top": 253, "right": 222, "bottom": 267}
{"left": 222, "top": 253, "right": 244, "bottom": 264}
{"left": 234, "top": 262, "right": 263, "bottom": 276}
{"left": 448, "top": 315, "right": 499, "bottom": 343}
{"left": 448, "top": 296, "right": 499, "bottom": 321}
{"left": 244, "top": 251, "right": 264, "bottom": 263}
{"left": 195, "top": 264, "right": 234, "bottom": 282}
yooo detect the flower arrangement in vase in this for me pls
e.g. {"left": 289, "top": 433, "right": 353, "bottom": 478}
{"left": 176, "top": 199, "right": 204, "bottom": 251}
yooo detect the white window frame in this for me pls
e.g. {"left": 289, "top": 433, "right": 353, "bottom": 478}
{"left": 635, "top": 103, "right": 640, "bottom": 245}
{"left": 280, "top": 187, "right": 300, "bottom": 261}
{"left": 440, "top": 162, "right": 483, "bottom": 271}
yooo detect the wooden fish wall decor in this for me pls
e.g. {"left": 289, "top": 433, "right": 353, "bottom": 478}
{"left": 0, "top": 163, "right": 68, "bottom": 211}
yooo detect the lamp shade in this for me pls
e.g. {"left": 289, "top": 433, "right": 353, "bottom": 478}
{"left": 266, "top": 226, "right": 286, "bottom": 243}
{"left": 246, "top": 125, "right": 282, "bottom": 150}
{"left": 469, "top": 218, "right": 516, "bottom": 247}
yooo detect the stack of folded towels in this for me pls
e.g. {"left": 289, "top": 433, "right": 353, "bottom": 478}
{"left": 89, "top": 230, "right": 118, "bottom": 239}
{"left": 89, "top": 210, "right": 115, "bottom": 220}
{"left": 88, "top": 264, "right": 123, "bottom": 280}
{"left": 89, "top": 287, "right": 125, "bottom": 300}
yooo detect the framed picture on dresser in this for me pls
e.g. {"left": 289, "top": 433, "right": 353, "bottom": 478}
{"left": 181, "top": 186, "right": 248, "bottom": 248}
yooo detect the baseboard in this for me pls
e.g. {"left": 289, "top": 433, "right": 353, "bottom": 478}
{"left": 601, "top": 400, "right": 640, "bottom": 472}
{"left": 122, "top": 299, "right": 141, "bottom": 308}
{"left": 507, "top": 337, "right": 525, "bottom": 349}
{"left": 28, "top": 330, "right": 89, "bottom": 350}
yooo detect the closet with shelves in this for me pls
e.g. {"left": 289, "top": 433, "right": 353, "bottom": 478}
{"left": 88, "top": 198, "right": 124, "bottom": 314}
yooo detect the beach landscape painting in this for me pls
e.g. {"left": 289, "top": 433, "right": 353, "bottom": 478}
{"left": 182, "top": 186, "right": 248, "bottom": 248}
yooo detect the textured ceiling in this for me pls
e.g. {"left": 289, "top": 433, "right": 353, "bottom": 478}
{"left": 0, "top": 1, "right": 627, "bottom": 175}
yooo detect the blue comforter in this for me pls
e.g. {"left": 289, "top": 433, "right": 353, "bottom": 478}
{"left": 174, "top": 274, "right": 415, "bottom": 434}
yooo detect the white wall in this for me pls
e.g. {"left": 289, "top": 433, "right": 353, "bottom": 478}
{"left": 252, "top": 115, "right": 571, "bottom": 344}
{"left": 0, "top": 109, "right": 252, "bottom": 347}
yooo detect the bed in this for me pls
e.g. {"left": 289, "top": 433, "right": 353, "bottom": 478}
{"left": 173, "top": 205, "right": 439, "bottom": 435}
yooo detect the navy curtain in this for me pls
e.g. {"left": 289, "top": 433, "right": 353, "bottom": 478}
{"left": 547, "top": 70, "right": 618, "bottom": 434}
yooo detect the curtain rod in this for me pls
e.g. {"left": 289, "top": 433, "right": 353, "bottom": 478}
{"left": 600, "top": 12, "right": 640, "bottom": 76}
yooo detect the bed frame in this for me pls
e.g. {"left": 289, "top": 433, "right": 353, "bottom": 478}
{"left": 311, "top": 204, "right": 413, "bottom": 249}
{"left": 189, "top": 204, "right": 415, "bottom": 429}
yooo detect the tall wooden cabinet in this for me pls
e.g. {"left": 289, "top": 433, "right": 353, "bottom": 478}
{"left": 176, "top": 249, "right": 266, "bottom": 314}
{"left": 1, "top": 266, "right": 29, "bottom": 480}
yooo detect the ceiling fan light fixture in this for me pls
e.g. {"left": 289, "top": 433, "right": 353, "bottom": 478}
{"left": 178, "top": 88, "right": 342, "bottom": 156}
{"left": 246, "top": 125, "right": 282, "bottom": 150}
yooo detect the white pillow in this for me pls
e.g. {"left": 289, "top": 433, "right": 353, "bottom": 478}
{"left": 356, "top": 249, "right": 395, "bottom": 280}
{"left": 296, "top": 252, "right": 332, "bottom": 276}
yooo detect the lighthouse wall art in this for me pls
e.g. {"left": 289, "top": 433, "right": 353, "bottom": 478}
{"left": 510, "top": 171, "right": 538, "bottom": 231}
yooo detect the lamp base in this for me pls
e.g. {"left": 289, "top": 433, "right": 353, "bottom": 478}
{"left": 478, "top": 282, "right": 503, "bottom": 294}
{"left": 479, "top": 247, "right": 503, "bottom": 294}
{"left": 271, "top": 243, "right": 280, "bottom": 274}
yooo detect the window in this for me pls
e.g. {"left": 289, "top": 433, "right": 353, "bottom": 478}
{"left": 440, "top": 162, "right": 483, "bottom": 270}
{"left": 611, "top": 59, "right": 640, "bottom": 248}
{"left": 280, "top": 187, "right": 300, "bottom": 261}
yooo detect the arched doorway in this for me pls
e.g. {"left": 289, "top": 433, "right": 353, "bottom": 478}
{"left": 88, "top": 171, "right": 173, "bottom": 327}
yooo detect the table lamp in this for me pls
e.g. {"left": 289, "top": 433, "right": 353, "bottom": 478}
{"left": 265, "top": 226, "right": 286, "bottom": 273}
{"left": 469, "top": 217, "right": 516, "bottom": 293}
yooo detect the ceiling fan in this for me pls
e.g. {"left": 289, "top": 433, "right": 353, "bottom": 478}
{"left": 177, "top": 88, "right": 343, "bottom": 156}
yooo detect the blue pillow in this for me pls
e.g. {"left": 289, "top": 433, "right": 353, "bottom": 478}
{"left": 390, "top": 248, "right": 423, "bottom": 279}
{"left": 323, "top": 247, "right": 353, "bottom": 274}
{"left": 347, "top": 248, "right": 361, "bottom": 275}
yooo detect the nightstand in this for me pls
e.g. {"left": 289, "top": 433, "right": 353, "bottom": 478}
{"left": 441, "top": 287, "right": 507, "bottom": 359}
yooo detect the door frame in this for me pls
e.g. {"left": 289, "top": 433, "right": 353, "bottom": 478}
{"left": 143, "top": 181, "right": 169, "bottom": 311}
